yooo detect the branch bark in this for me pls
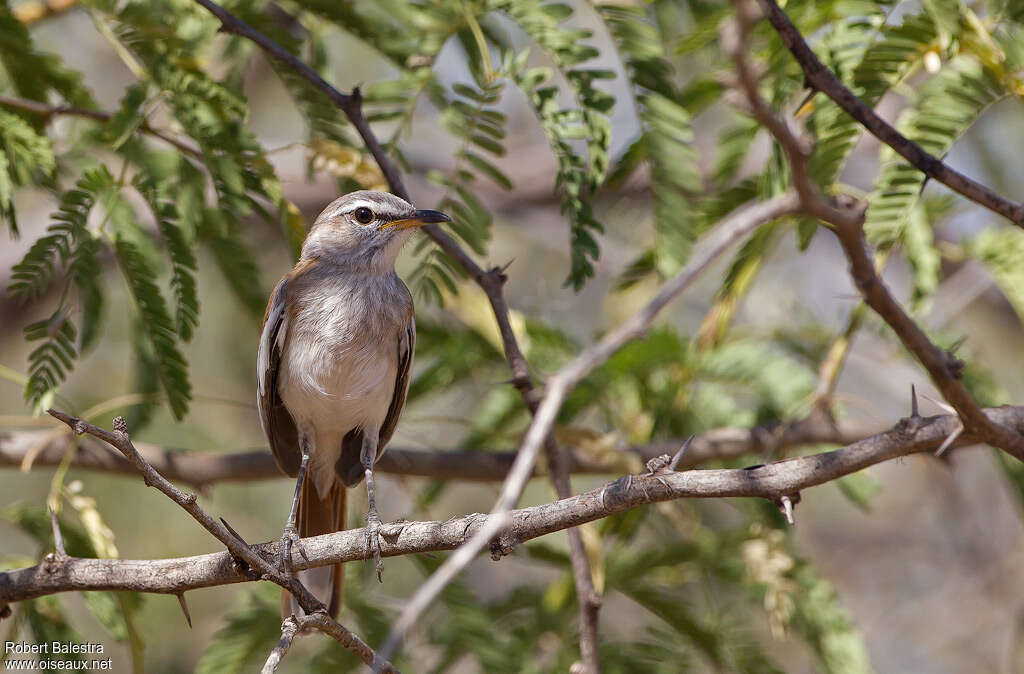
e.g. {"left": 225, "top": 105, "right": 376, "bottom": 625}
{"left": 0, "top": 410, "right": 871, "bottom": 485}
{"left": 41, "top": 410, "right": 397, "bottom": 673}
{"left": 753, "top": 0, "right": 1024, "bottom": 226}
{"left": 377, "top": 191, "right": 803, "bottom": 664}
{"left": 3, "top": 406, "right": 1017, "bottom": 604}
{"left": 0, "top": 95, "right": 202, "bottom": 158}
{"left": 726, "top": 0, "right": 1024, "bottom": 461}
{"left": 188, "top": 1, "right": 603, "bottom": 666}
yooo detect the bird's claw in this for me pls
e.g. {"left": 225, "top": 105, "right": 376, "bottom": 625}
{"left": 365, "top": 513, "right": 383, "bottom": 582}
{"left": 278, "top": 524, "right": 301, "bottom": 578}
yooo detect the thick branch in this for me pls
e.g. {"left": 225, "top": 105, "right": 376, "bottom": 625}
{"left": 187, "top": 3, "right": 604, "bottom": 664}
{"left": 754, "top": 0, "right": 1024, "bottom": 226}
{"left": 42, "top": 411, "right": 396, "bottom": 673}
{"left": 378, "top": 191, "right": 803, "bottom": 663}
{"left": 726, "top": 0, "right": 1024, "bottom": 460}
{"left": 0, "top": 410, "right": 870, "bottom": 486}
{"left": 191, "top": 0, "right": 406, "bottom": 201}
{"left": 3, "top": 406, "right": 1017, "bottom": 604}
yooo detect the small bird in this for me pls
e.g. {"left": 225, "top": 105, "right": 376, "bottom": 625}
{"left": 257, "top": 190, "right": 450, "bottom": 617}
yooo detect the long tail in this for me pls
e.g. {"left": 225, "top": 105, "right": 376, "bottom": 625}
{"left": 281, "top": 479, "right": 346, "bottom": 618}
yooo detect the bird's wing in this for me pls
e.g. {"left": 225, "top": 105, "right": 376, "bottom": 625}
{"left": 337, "top": 316, "right": 415, "bottom": 487}
{"left": 258, "top": 276, "right": 301, "bottom": 477}
{"left": 378, "top": 316, "right": 416, "bottom": 451}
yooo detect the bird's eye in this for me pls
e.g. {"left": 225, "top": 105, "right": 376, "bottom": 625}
{"left": 354, "top": 207, "right": 374, "bottom": 225}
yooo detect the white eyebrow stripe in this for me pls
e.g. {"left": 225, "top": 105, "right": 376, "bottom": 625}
{"left": 326, "top": 199, "right": 405, "bottom": 221}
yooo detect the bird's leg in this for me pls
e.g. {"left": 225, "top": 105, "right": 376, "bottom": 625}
{"left": 361, "top": 432, "right": 384, "bottom": 582}
{"left": 279, "top": 433, "right": 310, "bottom": 578}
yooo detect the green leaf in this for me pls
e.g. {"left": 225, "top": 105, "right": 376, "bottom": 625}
{"left": 115, "top": 238, "right": 192, "bottom": 419}
{"left": 865, "top": 57, "right": 1004, "bottom": 247}
{"left": 10, "top": 167, "right": 113, "bottom": 408}
{"left": 503, "top": 0, "right": 613, "bottom": 288}
{"left": 0, "top": 109, "right": 56, "bottom": 233}
{"left": 135, "top": 175, "right": 199, "bottom": 341}
{"left": 199, "top": 210, "right": 267, "bottom": 319}
{"left": 966, "top": 225, "right": 1024, "bottom": 324}
{"left": 0, "top": 3, "right": 95, "bottom": 109}
{"left": 195, "top": 589, "right": 281, "bottom": 674}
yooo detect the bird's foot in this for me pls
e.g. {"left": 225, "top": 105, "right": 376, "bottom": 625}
{"left": 278, "top": 523, "right": 301, "bottom": 578}
{"left": 364, "top": 511, "right": 384, "bottom": 582}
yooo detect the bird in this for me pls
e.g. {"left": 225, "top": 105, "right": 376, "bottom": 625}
{"left": 257, "top": 190, "right": 450, "bottom": 617}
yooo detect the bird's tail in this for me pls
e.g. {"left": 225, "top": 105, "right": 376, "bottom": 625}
{"left": 282, "top": 479, "right": 346, "bottom": 619}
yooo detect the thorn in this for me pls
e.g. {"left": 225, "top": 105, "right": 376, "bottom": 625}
{"left": 488, "top": 264, "right": 510, "bottom": 285}
{"left": 920, "top": 392, "right": 957, "bottom": 416}
{"left": 910, "top": 384, "right": 919, "bottom": 419}
{"left": 176, "top": 593, "right": 192, "bottom": 629}
{"left": 934, "top": 424, "right": 964, "bottom": 457}
{"left": 668, "top": 436, "right": 693, "bottom": 471}
{"left": 794, "top": 90, "right": 816, "bottom": 118}
{"left": 948, "top": 336, "right": 967, "bottom": 354}
{"left": 48, "top": 507, "right": 66, "bottom": 557}
{"left": 219, "top": 517, "right": 248, "bottom": 545}
{"left": 779, "top": 495, "right": 796, "bottom": 525}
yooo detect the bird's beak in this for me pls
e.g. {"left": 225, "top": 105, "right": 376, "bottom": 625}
{"left": 381, "top": 209, "right": 452, "bottom": 230}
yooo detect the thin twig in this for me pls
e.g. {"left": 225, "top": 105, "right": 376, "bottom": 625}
{"left": 5, "top": 405, "right": 1019, "bottom": 604}
{"left": 261, "top": 616, "right": 301, "bottom": 674}
{"left": 0, "top": 412, "right": 872, "bottom": 486}
{"left": 754, "top": 0, "right": 1024, "bottom": 226}
{"left": 186, "top": 0, "right": 604, "bottom": 663}
{"left": 376, "top": 191, "right": 802, "bottom": 665}
{"left": 44, "top": 410, "right": 397, "bottom": 672}
{"left": 727, "top": 0, "right": 1024, "bottom": 461}
{"left": 0, "top": 95, "right": 202, "bottom": 158}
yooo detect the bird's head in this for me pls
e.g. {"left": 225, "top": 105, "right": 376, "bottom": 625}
{"left": 300, "top": 190, "right": 451, "bottom": 271}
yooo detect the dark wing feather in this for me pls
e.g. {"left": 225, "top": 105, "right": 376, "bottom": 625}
{"left": 337, "top": 317, "right": 416, "bottom": 487}
{"left": 379, "top": 317, "right": 416, "bottom": 450}
{"left": 258, "top": 277, "right": 300, "bottom": 477}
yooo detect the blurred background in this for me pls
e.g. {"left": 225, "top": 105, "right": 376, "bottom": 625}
{"left": 2, "top": 0, "right": 1024, "bottom": 672}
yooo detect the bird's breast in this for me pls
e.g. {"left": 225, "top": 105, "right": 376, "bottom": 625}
{"left": 277, "top": 271, "right": 410, "bottom": 431}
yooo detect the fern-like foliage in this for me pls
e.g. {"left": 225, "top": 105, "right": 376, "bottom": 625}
{"left": 0, "top": 1, "right": 94, "bottom": 109}
{"left": 865, "top": 56, "right": 1004, "bottom": 247}
{"left": 134, "top": 175, "right": 199, "bottom": 342}
{"left": 500, "top": 0, "right": 613, "bottom": 288}
{"left": 415, "top": 70, "right": 511, "bottom": 301}
{"left": 9, "top": 168, "right": 110, "bottom": 409}
{"left": 23, "top": 309, "right": 77, "bottom": 413}
{"left": 114, "top": 237, "right": 191, "bottom": 420}
{"left": 967, "top": 225, "right": 1024, "bottom": 323}
{"left": 0, "top": 108, "right": 55, "bottom": 234}
{"left": 194, "top": 589, "right": 281, "bottom": 674}
{"left": 602, "top": 5, "right": 701, "bottom": 276}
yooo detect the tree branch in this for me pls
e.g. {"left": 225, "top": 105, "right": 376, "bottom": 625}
{"left": 0, "top": 409, "right": 871, "bottom": 486}
{"left": 261, "top": 613, "right": 384, "bottom": 674}
{"left": 377, "top": 191, "right": 803, "bottom": 664}
{"left": 41, "top": 410, "right": 397, "bottom": 673}
{"left": 753, "top": 0, "right": 1024, "bottom": 226}
{"left": 726, "top": 0, "right": 1024, "bottom": 460}
{"left": 0, "top": 95, "right": 202, "bottom": 158}
{"left": 3, "top": 406, "right": 1018, "bottom": 604}
{"left": 188, "top": 1, "right": 604, "bottom": 665}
